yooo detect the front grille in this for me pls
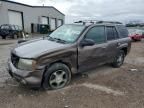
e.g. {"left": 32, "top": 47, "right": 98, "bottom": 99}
{"left": 11, "top": 53, "right": 19, "bottom": 68}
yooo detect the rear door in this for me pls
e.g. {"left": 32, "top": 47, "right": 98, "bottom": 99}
{"left": 106, "top": 26, "right": 120, "bottom": 62}
{"left": 78, "top": 26, "right": 109, "bottom": 72}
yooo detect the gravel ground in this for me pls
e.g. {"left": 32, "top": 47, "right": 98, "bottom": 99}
{"left": 0, "top": 39, "right": 143, "bottom": 108}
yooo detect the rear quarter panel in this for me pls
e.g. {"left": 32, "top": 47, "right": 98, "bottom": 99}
{"left": 118, "top": 37, "right": 132, "bottom": 54}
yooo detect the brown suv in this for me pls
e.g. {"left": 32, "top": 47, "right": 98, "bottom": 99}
{"left": 8, "top": 21, "right": 131, "bottom": 90}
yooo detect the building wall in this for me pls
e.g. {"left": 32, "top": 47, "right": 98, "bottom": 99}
{"left": 0, "top": 1, "right": 65, "bottom": 33}
{"left": 0, "top": 2, "right": 9, "bottom": 25}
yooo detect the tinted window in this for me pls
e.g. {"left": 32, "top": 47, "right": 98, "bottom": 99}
{"left": 85, "top": 26, "right": 105, "bottom": 44}
{"left": 18, "top": 26, "right": 22, "bottom": 30}
{"left": 116, "top": 25, "right": 128, "bottom": 38}
{"left": 106, "top": 26, "right": 119, "bottom": 40}
{"left": 106, "top": 27, "right": 115, "bottom": 40}
{"left": 113, "top": 27, "right": 119, "bottom": 38}
{"left": 14, "top": 26, "right": 19, "bottom": 30}
{"left": 11, "top": 26, "right": 15, "bottom": 30}
{"left": 1, "top": 25, "right": 9, "bottom": 29}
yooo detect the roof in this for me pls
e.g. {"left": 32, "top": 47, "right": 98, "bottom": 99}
{"left": 73, "top": 20, "right": 123, "bottom": 27}
{"left": 73, "top": 23, "right": 122, "bottom": 27}
{"left": 0, "top": 0, "right": 65, "bottom": 16}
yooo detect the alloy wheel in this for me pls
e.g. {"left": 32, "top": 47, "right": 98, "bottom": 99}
{"left": 117, "top": 53, "right": 124, "bottom": 66}
{"left": 49, "top": 70, "right": 68, "bottom": 89}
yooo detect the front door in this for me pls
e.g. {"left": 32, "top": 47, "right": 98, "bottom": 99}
{"left": 78, "top": 26, "right": 108, "bottom": 72}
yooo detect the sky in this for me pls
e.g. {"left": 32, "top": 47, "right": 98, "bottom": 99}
{"left": 11, "top": 0, "right": 144, "bottom": 24}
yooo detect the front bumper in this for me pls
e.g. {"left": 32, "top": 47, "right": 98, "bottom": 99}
{"left": 7, "top": 59, "right": 44, "bottom": 88}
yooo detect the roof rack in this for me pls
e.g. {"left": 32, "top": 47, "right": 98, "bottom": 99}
{"left": 96, "top": 21, "right": 122, "bottom": 24}
{"left": 74, "top": 20, "right": 122, "bottom": 25}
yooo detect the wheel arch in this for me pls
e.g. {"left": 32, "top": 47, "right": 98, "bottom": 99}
{"left": 120, "top": 47, "right": 128, "bottom": 55}
{"left": 41, "top": 60, "right": 72, "bottom": 87}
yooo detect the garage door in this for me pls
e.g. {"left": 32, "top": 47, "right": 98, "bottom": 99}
{"left": 57, "top": 19, "right": 63, "bottom": 27}
{"left": 8, "top": 10, "right": 23, "bottom": 27}
{"left": 41, "top": 17, "right": 48, "bottom": 24}
{"left": 50, "top": 18, "right": 56, "bottom": 31}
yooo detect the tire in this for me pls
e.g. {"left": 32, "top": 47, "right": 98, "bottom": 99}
{"left": 2, "top": 36, "right": 6, "bottom": 39}
{"left": 112, "top": 50, "right": 125, "bottom": 68}
{"left": 42, "top": 63, "right": 71, "bottom": 90}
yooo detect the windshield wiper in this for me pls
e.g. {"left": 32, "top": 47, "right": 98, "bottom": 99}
{"left": 47, "top": 36, "right": 56, "bottom": 41}
{"left": 47, "top": 36, "right": 67, "bottom": 44}
{"left": 54, "top": 38, "right": 67, "bottom": 44}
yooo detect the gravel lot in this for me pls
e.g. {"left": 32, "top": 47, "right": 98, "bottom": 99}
{"left": 0, "top": 39, "right": 144, "bottom": 108}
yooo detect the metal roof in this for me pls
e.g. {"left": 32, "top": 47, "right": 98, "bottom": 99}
{"left": 0, "top": 0, "right": 65, "bottom": 16}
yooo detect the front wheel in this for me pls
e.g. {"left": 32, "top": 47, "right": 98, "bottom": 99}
{"left": 42, "top": 63, "right": 71, "bottom": 90}
{"left": 112, "top": 50, "right": 125, "bottom": 68}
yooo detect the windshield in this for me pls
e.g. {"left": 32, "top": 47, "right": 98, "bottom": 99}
{"left": 48, "top": 25, "right": 85, "bottom": 43}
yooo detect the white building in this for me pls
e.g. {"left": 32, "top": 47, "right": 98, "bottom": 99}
{"left": 0, "top": 0, "right": 65, "bottom": 33}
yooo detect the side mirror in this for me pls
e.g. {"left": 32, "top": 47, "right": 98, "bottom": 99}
{"left": 80, "top": 39, "right": 95, "bottom": 47}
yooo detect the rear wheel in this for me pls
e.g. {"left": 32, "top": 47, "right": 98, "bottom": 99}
{"left": 112, "top": 50, "right": 125, "bottom": 68}
{"left": 42, "top": 63, "right": 71, "bottom": 90}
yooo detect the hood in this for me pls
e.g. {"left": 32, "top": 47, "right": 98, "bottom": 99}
{"left": 13, "top": 39, "right": 65, "bottom": 58}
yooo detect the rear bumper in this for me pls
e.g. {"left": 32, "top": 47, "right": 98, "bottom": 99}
{"left": 7, "top": 59, "right": 44, "bottom": 88}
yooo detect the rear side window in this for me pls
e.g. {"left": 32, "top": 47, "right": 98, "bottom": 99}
{"left": 113, "top": 27, "right": 119, "bottom": 39}
{"left": 106, "top": 26, "right": 119, "bottom": 41}
{"left": 116, "top": 25, "right": 128, "bottom": 38}
{"left": 85, "top": 26, "right": 106, "bottom": 44}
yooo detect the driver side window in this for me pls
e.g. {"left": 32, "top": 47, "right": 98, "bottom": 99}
{"left": 85, "top": 26, "right": 106, "bottom": 44}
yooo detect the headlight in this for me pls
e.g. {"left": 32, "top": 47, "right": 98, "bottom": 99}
{"left": 18, "top": 59, "right": 36, "bottom": 71}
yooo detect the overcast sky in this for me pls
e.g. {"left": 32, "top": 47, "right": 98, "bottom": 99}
{"left": 12, "top": 0, "right": 144, "bottom": 23}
